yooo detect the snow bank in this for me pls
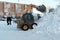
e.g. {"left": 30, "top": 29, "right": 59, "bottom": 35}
{"left": 33, "top": 5, "right": 60, "bottom": 35}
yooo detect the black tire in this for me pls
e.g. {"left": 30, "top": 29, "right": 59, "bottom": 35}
{"left": 31, "top": 23, "right": 37, "bottom": 29}
{"left": 21, "top": 24, "right": 29, "bottom": 31}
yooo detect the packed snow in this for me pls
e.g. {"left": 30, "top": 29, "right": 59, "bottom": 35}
{"left": 0, "top": 21, "right": 54, "bottom": 40}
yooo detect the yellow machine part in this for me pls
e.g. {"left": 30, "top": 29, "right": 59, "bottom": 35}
{"left": 16, "top": 4, "right": 37, "bottom": 18}
{"left": 17, "top": 20, "right": 24, "bottom": 28}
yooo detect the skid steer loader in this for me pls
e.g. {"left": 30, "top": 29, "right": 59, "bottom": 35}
{"left": 16, "top": 4, "right": 46, "bottom": 31}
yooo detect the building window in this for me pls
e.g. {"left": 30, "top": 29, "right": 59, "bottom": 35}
{"left": 16, "top": 4, "right": 21, "bottom": 14}
{"left": 4, "top": 2, "right": 10, "bottom": 16}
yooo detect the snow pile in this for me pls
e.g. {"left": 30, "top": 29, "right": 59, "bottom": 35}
{"left": 33, "top": 5, "right": 60, "bottom": 34}
{"left": 32, "top": 8, "right": 44, "bottom": 21}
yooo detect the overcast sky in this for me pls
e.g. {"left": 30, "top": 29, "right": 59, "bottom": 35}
{"left": 0, "top": 0, "right": 60, "bottom": 8}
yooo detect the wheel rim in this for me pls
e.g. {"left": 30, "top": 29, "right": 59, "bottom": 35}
{"left": 23, "top": 25, "right": 28, "bottom": 30}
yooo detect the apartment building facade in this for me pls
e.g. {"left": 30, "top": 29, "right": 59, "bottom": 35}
{"left": 0, "top": 2, "right": 27, "bottom": 18}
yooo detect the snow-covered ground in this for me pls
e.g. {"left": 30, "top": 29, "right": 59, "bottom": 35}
{"left": 0, "top": 4, "right": 60, "bottom": 40}
{"left": 0, "top": 21, "right": 54, "bottom": 40}
{"left": 0, "top": 21, "right": 59, "bottom": 40}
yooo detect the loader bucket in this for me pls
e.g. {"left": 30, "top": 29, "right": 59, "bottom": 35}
{"left": 37, "top": 5, "right": 46, "bottom": 12}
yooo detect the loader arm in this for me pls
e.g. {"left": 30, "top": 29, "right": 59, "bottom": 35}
{"left": 16, "top": 4, "right": 38, "bottom": 18}
{"left": 16, "top": 4, "right": 46, "bottom": 18}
